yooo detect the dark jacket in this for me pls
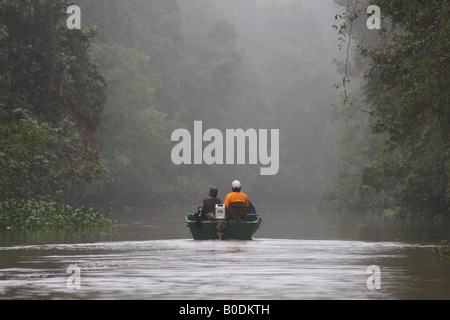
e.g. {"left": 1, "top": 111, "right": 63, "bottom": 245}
{"left": 202, "top": 197, "right": 222, "bottom": 214}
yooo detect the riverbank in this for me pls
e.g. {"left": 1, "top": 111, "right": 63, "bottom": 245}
{"left": 0, "top": 199, "right": 116, "bottom": 230}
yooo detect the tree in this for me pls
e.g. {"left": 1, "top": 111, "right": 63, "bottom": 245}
{"left": 331, "top": 0, "right": 450, "bottom": 217}
{"left": 0, "top": 0, "right": 107, "bottom": 203}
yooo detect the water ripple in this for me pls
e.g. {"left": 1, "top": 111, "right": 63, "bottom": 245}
{"left": 0, "top": 238, "right": 429, "bottom": 299}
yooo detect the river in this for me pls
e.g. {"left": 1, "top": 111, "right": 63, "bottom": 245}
{"left": 1, "top": 211, "right": 450, "bottom": 300}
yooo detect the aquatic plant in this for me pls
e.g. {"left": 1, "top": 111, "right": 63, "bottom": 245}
{"left": 0, "top": 199, "right": 116, "bottom": 230}
{"left": 434, "top": 240, "right": 450, "bottom": 258}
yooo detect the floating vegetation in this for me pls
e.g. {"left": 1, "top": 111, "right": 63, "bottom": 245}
{"left": 434, "top": 240, "right": 450, "bottom": 258}
{"left": 0, "top": 199, "right": 116, "bottom": 230}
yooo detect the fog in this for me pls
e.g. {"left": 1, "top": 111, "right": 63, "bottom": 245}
{"left": 75, "top": 0, "right": 345, "bottom": 214}
{"left": 3, "top": 1, "right": 450, "bottom": 303}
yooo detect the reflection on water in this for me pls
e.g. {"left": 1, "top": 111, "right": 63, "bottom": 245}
{"left": 0, "top": 213, "right": 450, "bottom": 300}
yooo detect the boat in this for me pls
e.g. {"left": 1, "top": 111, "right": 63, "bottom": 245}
{"left": 185, "top": 204, "right": 262, "bottom": 240}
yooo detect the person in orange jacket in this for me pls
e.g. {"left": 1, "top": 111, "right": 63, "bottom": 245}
{"left": 223, "top": 180, "right": 249, "bottom": 207}
{"left": 223, "top": 180, "right": 254, "bottom": 220}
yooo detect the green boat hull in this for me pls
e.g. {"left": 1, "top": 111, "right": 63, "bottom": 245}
{"left": 185, "top": 214, "right": 262, "bottom": 240}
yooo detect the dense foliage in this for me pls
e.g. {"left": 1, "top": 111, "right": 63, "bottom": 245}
{"left": 0, "top": 0, "right": 113, "bottom": 227}
{"left": 327, "top": 0, "right": 450, "bottom": 217}
{"left": 0, "top": 107, "right": 107, "bottom": 201}
{"left": 0, "top": 0, "right": 107, "bottom": 204}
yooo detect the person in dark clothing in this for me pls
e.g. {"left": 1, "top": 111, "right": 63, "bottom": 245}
{"left": 200, "top": 186, "right": 222, "bottom": 220}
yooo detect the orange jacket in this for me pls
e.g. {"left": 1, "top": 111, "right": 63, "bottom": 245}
{"left": 223, "top": 191, "right": 249, "bottom": 208}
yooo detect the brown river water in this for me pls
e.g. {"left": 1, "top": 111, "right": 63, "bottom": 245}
{"left": 0, "top": 211, "right": 449, "bottom": 300}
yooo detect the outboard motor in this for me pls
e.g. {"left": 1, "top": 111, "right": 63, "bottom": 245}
{"left": 214, "top": 204, "right": 226, "bottom": 240}
{"left": 214, "top": 204, "right": 226, "bottom": 220}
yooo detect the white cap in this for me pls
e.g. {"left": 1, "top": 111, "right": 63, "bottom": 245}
{"left": 232, "top": 180, "right": 241, "bottom": 188}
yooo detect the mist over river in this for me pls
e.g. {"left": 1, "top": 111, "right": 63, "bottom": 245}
{"left": 2, "top": 0, "right": 449, "bottom": 304}
{"left": 1, "top": 211, "right": 450, "bottom": 300}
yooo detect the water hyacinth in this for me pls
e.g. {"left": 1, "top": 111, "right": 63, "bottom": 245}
{"left": 0, "top": 199, "right": 116, "bottom": 230}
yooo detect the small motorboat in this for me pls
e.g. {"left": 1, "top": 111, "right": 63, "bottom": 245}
{"left": 185, "top": 204, "right": 262, "bottom": 240}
